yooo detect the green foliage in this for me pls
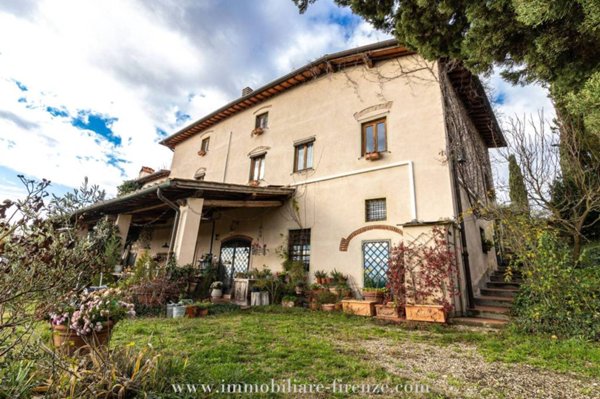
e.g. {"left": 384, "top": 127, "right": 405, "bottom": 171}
{"left": 1, "top": 176, "right": 120, "bottom": 359}
{"left": 116, "top": 179, "right": 142, "bottom": 197}
{"left": 511, "top": 230, "right": 600, "bottom": 340}
{"left": 315, "top": 290, "right": 337, "bottom": 305}
{"left": 579, "top": 242, "right": 600, "bottom": 268}
{"left": 566, "top": 71, "right": 600, "bottom": 136}
{"left": 508, "top": 154, "right": 529, "bottom": 211}
{"left": 294, "top": 0, "right": 600, "bottom": 138}
{"left": 48, "top": 176, "right": 105, "bottom": 217}
{"left": 41, "top": 345, "right": 172, "bottom": 397}
{"left": 0, "top": 360, "right": 38, "bottom": 399}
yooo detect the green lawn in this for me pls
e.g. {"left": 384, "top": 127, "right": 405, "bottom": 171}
{"left": 109, "top": 306, "right": 600, "bottom": 398}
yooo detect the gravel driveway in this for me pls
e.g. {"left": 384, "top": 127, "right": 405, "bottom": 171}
{"left": 331, "top": 330, "right": 599, "bottom": 399}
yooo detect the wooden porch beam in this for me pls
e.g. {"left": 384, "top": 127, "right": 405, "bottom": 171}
{"left": 203, "top": 200, "right": 283, "bottom": 208}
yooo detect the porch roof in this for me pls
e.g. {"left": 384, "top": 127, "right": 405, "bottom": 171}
{"left": 75, "top": 178, "right": 295, "bottom": 222}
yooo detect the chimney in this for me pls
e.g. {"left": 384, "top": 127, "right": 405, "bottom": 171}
{"left": 139, "top": 166, "right": 155, "bottom": 178}
{"left": 242, "top": 86, "right": 253, "bottom": 97}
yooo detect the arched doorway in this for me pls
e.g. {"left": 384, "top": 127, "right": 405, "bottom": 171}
{"left": 219, "top": 238, "right": 251, "bottom": 291}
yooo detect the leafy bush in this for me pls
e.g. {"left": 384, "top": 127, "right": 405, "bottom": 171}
{"left": 41, "top": 344, "right": 183, "bottom": 397}
{"left": 511, "top": 231, "right": 600, "bottom": 340}
{"left": 579, "top": 242, "right": 600, "bottom": 268}
{"left": 387, "top": 227, "right": 459, "bottom": 313}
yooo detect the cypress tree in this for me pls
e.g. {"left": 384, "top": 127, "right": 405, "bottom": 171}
{"left": 508, "top": 154, "right": 529, "bottom": 211}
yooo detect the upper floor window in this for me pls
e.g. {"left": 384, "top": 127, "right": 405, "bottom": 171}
{"left": 294, "top": 140, "right": 314, "bottom": 172}
{"left": 255, "top": 112, "right": 269, "bottom": 129}
{"left": 365, "top": 198, "right": 386, "bottom": 221}
{"left": 361, "top": 118, "right": 387, "bottom": 155}
{"left": 201, "top": 137, "right": 210, "bottom": 152}
{"left": 250, "top": 154, "right": 265, "bottom": 181}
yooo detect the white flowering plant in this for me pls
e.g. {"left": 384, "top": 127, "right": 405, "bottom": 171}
{"left": 48, "top": 288, "right": 135, "bottom": 336}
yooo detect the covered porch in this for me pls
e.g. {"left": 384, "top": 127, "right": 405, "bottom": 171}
{"left": 76, "top": 179, "right": 295, "bottom": 285}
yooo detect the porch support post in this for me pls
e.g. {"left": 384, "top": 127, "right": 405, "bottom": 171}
{"left": 114, "top": 214, "right": 132, "bottom": 250}
{"left": 173, "top": 198, "right": 204, "bottom": 265}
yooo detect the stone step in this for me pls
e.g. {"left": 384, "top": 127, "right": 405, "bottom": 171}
{"left": 486, "top": 281, "right": 521, "bottom": 289}
{"left": 474, "top": 295, "right": 513, "bottom": 308}
{"left": 468, "top": 305, "right": 511, "bottom": 321}
{"left": 451, "top": 317, "right": 508, "bottom": 329}
{"left": 490, "top": 274, "right": 523, "bottom": 283}
{"left": 480, "top": 287, "right": 518, "bottom": 298}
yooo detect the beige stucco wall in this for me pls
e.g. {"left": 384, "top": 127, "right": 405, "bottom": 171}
{"left": 161, "top": 56, "right": 456, "bottom": 291}
{"left": 134, "top": 54, "right": 504, "bottom": 314}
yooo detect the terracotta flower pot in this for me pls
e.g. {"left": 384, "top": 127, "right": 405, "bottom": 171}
{"left": 282, "top": 300, "right": 295, "bottom": 308}
{"left": 321, "top": 304, "right": 335, "bottom": 312}
{"left": 251, "top": 127, "right": 264, "bottom": 136}
{"left": 185, "top": 305, "right": 198, "bottom": 318}
{"left": 365, "top": 151, "right": 381, "bottom": 160}
{"left": 362, "top": 291, "right": 384, "bottom": 304}
{"left": 51, "top": 321, "right": 113, "bottom": 354}
{"left": 197, "top": 308, "right": 209, "bottom": 317}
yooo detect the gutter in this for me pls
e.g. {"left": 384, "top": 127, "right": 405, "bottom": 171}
{"left": 160, "top": 39, "right": 403, "bottom": 148}
{"left": 156, "top": 188, "right": 180, "bottom": 263}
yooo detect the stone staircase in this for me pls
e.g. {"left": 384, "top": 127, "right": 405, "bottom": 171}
{"left": 453, "top": 266, "right": 522, "bottom": 328}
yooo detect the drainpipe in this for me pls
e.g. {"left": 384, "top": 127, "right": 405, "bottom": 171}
{"left": 451, "top": 161, "right": 475, "bottom": 310}
{"left": 157, "top": 188, "right": 180, "bottom": 263}
{"left": 222, "top": 131, "right": 233, "bottom": 182}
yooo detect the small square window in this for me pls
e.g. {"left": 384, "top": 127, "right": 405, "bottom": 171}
{"left": 250, "top": 154, "right": 265, "bottom": 181}
{"left": 365, "top": 198, "right": 386, "bottom": 222}
{"left": 255, "top": 112, "right": 268, "bottom": 129}
{"left": 201, "top": 137, "right": 210, "bottom": 152}
{"left": 294, "top": 140, "right": 314, "bottom": 172}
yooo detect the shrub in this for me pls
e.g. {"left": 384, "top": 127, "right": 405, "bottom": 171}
{"left": 387, "top": 227, "right": 459, "bottom": 313}
{"left": 511, "top": 230, "right": 600, "bottom": 340}
{"left": 315, "top": 290, "right": 337, "bottom": 305}
{"left": 579, "top": 242, "right": 600, "bottom": 268}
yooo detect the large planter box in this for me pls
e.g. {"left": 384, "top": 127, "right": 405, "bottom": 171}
{"left": 341, "top": 300, "right": 377, "bottom": 316}
{"left": 405, "top": 305, "right": 447, "bottom": 323}
{"left": 375, "top": 304, "right": 401, "bottom": 318}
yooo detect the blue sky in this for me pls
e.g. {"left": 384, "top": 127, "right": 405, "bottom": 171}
{"left": 0, "top": 0, "right": 554, "bottom": 201}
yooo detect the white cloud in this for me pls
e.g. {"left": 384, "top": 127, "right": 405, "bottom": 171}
{"left": 0, "top": 0, "right": 554, "bottom": 203}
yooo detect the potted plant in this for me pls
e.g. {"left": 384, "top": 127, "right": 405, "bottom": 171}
{"left": 362, "top": 287, "right": 387, "bottom": 304}
{"left": 210, "top": 281, "right": 223, "bottom": 299}
{"left": 197, "top": 149, "right": 207, "bottom": 156}
{"left": 365, "top": 151, "right": 381, "bottom": 161}
{"left": 48, "top": 288, "right": 135, "bottom": 354}
{"left": 294, "top": 281, "right": 305, "bottom": 296}
{"left": 330, "top": 269, "right": 347, "bottom": 285}
{"left": 314, "top": 270, "right": 327, "bottom": 285}
{"left": 196, "top": 302, "right": 212, "bottom": 317}
{"left": 251, "top": 127, "right": 264, "bottom": 136}
{"left": 281, "top": 295, "right": 297, "bottom": 308}
{"left": 316, "top": 290, "right": 337, "bottom": 312}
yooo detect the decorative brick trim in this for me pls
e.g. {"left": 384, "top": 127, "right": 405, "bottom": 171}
{"left": 339, "top": 225, "right": 403, "bottom": 251}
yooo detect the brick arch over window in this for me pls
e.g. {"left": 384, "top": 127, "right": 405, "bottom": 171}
{"left": 220, "top": 234, "right": 253, "bottom": 245}
{"left": 339, "top": 225, "right": 403, "bottom": 252}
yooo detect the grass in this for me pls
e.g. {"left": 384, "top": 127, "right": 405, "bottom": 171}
{"left": 108, "top": 306, "right": 600, "bottom": 398}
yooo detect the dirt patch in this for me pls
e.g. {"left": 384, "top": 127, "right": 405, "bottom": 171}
{"left": 333, "top": 335, "right": 599, "bottom": 399}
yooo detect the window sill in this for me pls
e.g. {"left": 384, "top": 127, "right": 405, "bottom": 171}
{"left": 358, "top": 150, "right": 390, "bottom": 160}
{"left": 292, "top": 168, "right": 314, "bottom": 175}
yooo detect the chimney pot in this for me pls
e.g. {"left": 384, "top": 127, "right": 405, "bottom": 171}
{"left": 139, "top": 166, "right": 155, "bottom": 178}
{"left": 242, "top": 86, "right": 253, "bottom": 97}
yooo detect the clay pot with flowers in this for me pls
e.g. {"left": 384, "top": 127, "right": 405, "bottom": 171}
{"left": 48, "top": 288, "right": 135, "bottom": 354}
